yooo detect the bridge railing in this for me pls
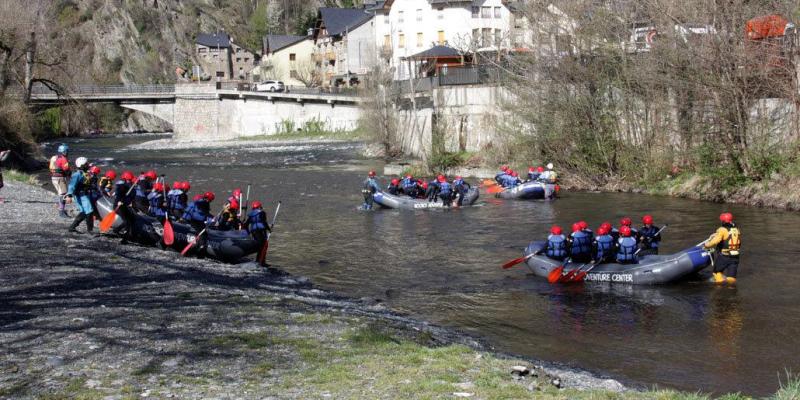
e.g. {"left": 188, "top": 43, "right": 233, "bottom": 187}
{"left": 215, "top": 81, "right": 361, "bottom": 97}
{"left": 30, "top": 84, "right": 176, "bottom": 96}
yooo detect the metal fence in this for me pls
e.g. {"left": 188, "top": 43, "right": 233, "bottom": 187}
{"left": 392, "top": 66, "right": 501, "bottom": 95}
{"left": 30, "top": 84, "right": 176, "bottom": 96}
{"left": 216, "top": 81, "right": 361, "bottom": 97}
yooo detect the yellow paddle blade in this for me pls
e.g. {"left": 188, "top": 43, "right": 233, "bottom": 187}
{"left": 99, "top": 210, "right": 117, "bottom": 233}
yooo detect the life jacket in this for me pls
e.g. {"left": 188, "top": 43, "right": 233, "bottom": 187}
{"left": 616, "top": 237, "right": 638, "bottom": 263}
{"left": 99, "top": 177, "right": 114, "bottom": 195}
{"left": 595, "top": 234, "right": 615, "bottom": 261}
{"left": 166, "top": 189, "right": 182, "bottom": 211}
{"left": 439, "top": 181, "right": 452, "bottom": 194}
{"left": 401, "top": 178, "right": 416, "bottom": 190}
{"left": 387, "top": 184, "right": 399, "bottom": 195}
{"left": 247, "top": 209, "right": 267, "bottom": 231}
{"left": 147, "top": 191, "right": 166, "bottom": 217}
{"left": 639, "top": 225, "right": 661, "bottom": 249}
{"left": 183, "top": 199, "right": 210, "bottom": 223}
{"left": 135, "top": 178, "right": 152, "bottom": 198}
{"left": 528, "top": 172, "right": 540, "bottom": 181}
{"left": 546, "top": 234, "right": 567, "bottom": 259}
{"left": 69, "top": 170, "right": 90, "bottom": 196}
{"left": 570, "top": 231, "right": 592, "bottom": 257}
{"left": 49, "top": 155, "right": 70, "bottom": 177}
{"left": 721, "top": 224, "right": 741, "bottom": 256}
{"left": 494, "top": 172, "right": 507, "bottom": 184}
{"left": 114, "top": 180, "right": 135, "bottom": 205}
{"left": 87, "top": 174, "right": 102, "bottom": 199}
{"left": 363, "top": 178, "right": 379, "bottom": 193}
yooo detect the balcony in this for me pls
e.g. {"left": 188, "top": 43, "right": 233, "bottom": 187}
{"left": 326, "top": 52, "right": 336, "bottom": 61}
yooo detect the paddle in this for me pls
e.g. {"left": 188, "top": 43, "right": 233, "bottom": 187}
{"left": 502, "top": 252, "right": 538, "bottom": 269}
{"left": 99, "top": 178, "right": 138, "bottom": 233}
{"left": 482, "top": 179, "right": 498, "bottom": 187}
{"left": 160, "top": 176, "right": 174, "bottom": 246}
{"left": 570, "top": 225, "right": 671, "bottom": 283}
{"left": 181, "top": 208, "right": 224, "bottom": 256}
{"left": 547, "top": 257, "right": 570, "bottom": 283}
{"left": 257, "top": 201, "right": 281, "bottom": 265}
{"left": 487, "top": 185, "right": 505, "bottom": 194}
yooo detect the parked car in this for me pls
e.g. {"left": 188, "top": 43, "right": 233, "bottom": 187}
{"left": 255, "top": 80, "right": 285, "bottom": 92}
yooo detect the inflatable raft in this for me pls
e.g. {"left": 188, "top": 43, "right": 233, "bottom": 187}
{"left": 95, "top": 197, "right": 262, "bottom": 263}
{"left": 496, "top": 181, "right": 557, "bottom": 200}
{"left": 521, "top": 241, "right": 712, "bottom": 285}
{"left": 372, "top": 188, "right": 480, "bottom": 210}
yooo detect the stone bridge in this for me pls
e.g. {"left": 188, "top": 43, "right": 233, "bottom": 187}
{"left": 28, "top": 83, "right": 364, "bottom": 139}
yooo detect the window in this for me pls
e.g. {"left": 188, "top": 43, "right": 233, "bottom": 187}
{"left": 399, "top": 33, "right": 405, "bottom": 48}
{"left": 438, "top": 8, "right": 444, "bottom": 20}
{"left": 198, "top": 48, "right": 207, "bottom": 53}
{"left": 472, "top": 29, "right": 479, "bottom": 45}
{"left": 416, "top": 32, "right": 424, "bottom": 47}
{"left": 481, "top": 7, "right": 491, "bottom": 18}
{"left": 289, "top": 53, "right": 296, "bottom": 61}
{"left": 244, "top": 57, "right": 250, "bottom": 63}
{"left": 236, "top": 57, "right": 242, "bottom": 62}
{"left": 494, "top": 7, "right": 501, "bottom": 18}
{"left": 437, "top": 30, "right": 445, "bottom": 45}
{"left": 383, "top": 35, "right": 391, "bottom": 48}
{"left": 398, "top": 11, "right": 404, "bottom": 24}
{"left": 383, "top": 14, "right": 389, "bottom": 24}
{"left": 471, "top": 6, "right": 479, "bottom": 18}
{"left": 481, "top": 28, "right": 491, "bottom": 47}
{"left": 494, "top": 29, "right": 502, "bottom": 46}
{"left": 416, "top": 9, "right": 422, "bottom": 22}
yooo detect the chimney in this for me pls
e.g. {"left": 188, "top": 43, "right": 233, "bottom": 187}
{"left": 307, "top": 28, "right": 314, "bottom": 36}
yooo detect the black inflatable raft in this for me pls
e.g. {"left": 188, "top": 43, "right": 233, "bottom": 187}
{"left": 521, "top": 241, "right": 713, "bottom": 285}
{"left": 372, "top": 188, "right": 480, "bottom": 210}
{"left": 95, "top": 197, "right": 262, "bottom": 263}
{"left": 496, "top": 181, "right": 557, "bottom": 200}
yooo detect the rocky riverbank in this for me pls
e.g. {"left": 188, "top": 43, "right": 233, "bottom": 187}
{"left": 0, "top": 181, "right": 632, "bottom": 399}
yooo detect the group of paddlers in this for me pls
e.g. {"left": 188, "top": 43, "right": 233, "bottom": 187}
{"left": 48, "top": 144, "right": 274, "bottom": 263}
{"left": 361, "top": 170, "right": 473, "bottom": 209}
{"left": 494, "top": 164, "right": 558, "bottom": 188}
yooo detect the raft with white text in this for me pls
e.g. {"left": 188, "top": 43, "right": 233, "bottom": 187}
{"left": 522, "top": 241, "right": 713, "bottom": 285}
{"left": 372, "top": 188, "right": 479, "bottom": 210}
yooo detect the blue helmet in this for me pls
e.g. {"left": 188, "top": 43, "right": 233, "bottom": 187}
{"left": 57, "top": 144, "right": 69, "bottom": 154}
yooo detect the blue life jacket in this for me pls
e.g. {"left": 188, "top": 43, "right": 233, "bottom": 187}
{"left": 67, "top": 170, "right": 90, "bottom": 197}
{"left": 247, "top": 209, "right": 267, "bottom": 231}
{"left": 494, "top": 172, "right": 506, "bottom": 183}
{"left": 183, "top": 199, "right": 211, "bottom": 223}
{"left": 616, "top": 237, "right": 638, "bottom": 263}
{"left": 595, "top": 234, "right": 615, "bottom": 261}
{"left": 546, "top": 234, "right": 567, "bottom": 259}
{"left": 583, "top": 228, "right": 594, "bottom": 241}
{"left": 528, "top": 172, "right": 540, "bottom": 181}
{"left": 439, "top": 181, "right": 452, "bottom": 194}
{"left": 135, "top": 178, "right": 152, "bottom": 199}
{"left": 570, "top": 231, "right": 592, "bottom": 257}
{"left": 363, "top": 178, "right": 381, "bottom": 193}
{"left": 401, "top": 178, "right": 416, "bottom": 190}
{"left": 167, "top": 189, "right": 182, "bottom": 211}
{"left": 148, "top": 192, "right": 166, "bottom": 217}
{"left": 639, "top": 225, "right": 660, "bottom": 249}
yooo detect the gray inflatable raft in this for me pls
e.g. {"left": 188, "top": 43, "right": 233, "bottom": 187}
{"left": 372, "top": 188, "right": 479, "bottom": 210}
{"left": 521, "top": 241, "right": 713, "bottom": 285}
{"left": 496, "top": 181, "right": 557, "bottom": 200}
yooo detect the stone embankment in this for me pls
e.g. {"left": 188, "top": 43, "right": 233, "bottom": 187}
{"left": 0, "top": 181, "right": 627, "bottom": 399}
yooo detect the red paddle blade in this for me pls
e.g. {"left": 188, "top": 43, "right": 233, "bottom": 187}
{"left": 487, "top": 185, "right": 504, "bottom": 194}
{"left": 502, "top": 256, "right": 526, "bottom": 269}
{"left": 547, "top": 266, "right": 564, "bottom": 283}
{"left": 163, "top": 220, "right": 174, "bottom": 246}
{"left": 573, "top": 272, "right": 588, "bottom": 282}
{"left": 482, "top": 179, "right": 497, "bottom": 186}
{"left": 559, "top": 270, "right": 577, "bottom": 283}
{"left": 99, "top": 210, "right": 117, "bottom": 233}
{"left": 180, "top": 240, "right": 195, "bottom": 256}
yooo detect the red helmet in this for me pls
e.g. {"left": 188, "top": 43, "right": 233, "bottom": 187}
{"left": 193, "top": 194, "right": 204, "bottom": 201}
{"left": 550, "top": 225, "right": 562, "bottom": 235}
{"left": 455, "top": 175, "right": 462, "bottom": 180}
{"left": 145, "top": 170, "right": 157, "bottom": 180}
{"left": 620, "top": 226, "right": 632, "bottom": 237}
{"left": 233, "top": 188, "right": 242, "bottom": 197}
{"left": 642, "top": 215, "right": 654, "bottom": 225}
{"left": 153, "top": 182, "right": 164, "bottom": 192}
{"left": 182, "top": 181, "right": 191, "bottom": 191}
{"left": 507, "top": 169, "right": 514, "bottom": 176}
{"left": 121, "top": 171, "right": 135, "bottom": 182}
{"left": 578, "top": 220, "right": 588, "bottom": 230}
{"left": 172, "top": 181, "right": 181, "bottom": 190}
{"left": 391, "top": 178, "right": 400, "bottom": 185}
{"left": 511, "top": 171, "right": 519, "bottom": 177}
{"left": 104, "top": 170, "right": 117, "bottom": 180}
{"left": 437, "top": 175, "right": 446, "bottom": 183}
{"left": 572, "top": 223, "right": 582, "bottom": 233}
{"left": 204, "top": 191, "right": 215, "bottom": 202}
{"left": 600, "top": 222, "right": 612, "bottom": 231}
{"left": 252, "top": 201, "right": 263, "bottom": 209}
{"left": 537, "top": 166, "right": 544, "bottom": 173}
{"left": 620, "top": 217, "right": 632, "bottom": 227}
{"left": 368, "top": 170, "right": 376, "bottom": 177}
{"left": 597, "top": 226, "right": 609, "bottom": 235}
{"left": 421, "top": 181, "right": 429, "bottom": 189}
{"left": 229, "top": 200, "right": 240, "bottom": 210}
{"left": 720, "top": 213, "right": 733, "bottom": 224}
{"left": 501, "top": 165, "right": 509, "bottom": 171}
{"left": 89, "top": 165, "right": 101, "bottom": 175}
{"left": 528, "top": 167, "right": 535, "bottom": 172}
{"left": 417, "top": 179, "right": 424, "bottom": 184}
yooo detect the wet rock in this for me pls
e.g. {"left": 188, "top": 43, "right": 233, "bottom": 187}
{"left": 527, "top": 381, "right": 539, "bottom": 391}
{"left": 550, "top": 378, "right": 562, "bottom": 389}
{"left": 46, "top": 356, "right": 64, "bottom": 367}
{"left": 510, "top": 365, "right": 530, "bottom": 378}
{"left": 454, "top": 382, "right": 474, "bottom": 390}
{"left": 452, "top": 392, "right": 474, "bottom": 398}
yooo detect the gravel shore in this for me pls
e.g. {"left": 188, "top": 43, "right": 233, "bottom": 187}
{"left": 0, "top": 180, "right": 626, "bottom": 399}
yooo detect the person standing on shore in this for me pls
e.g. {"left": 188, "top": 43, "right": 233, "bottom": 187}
{"left": 49, "top": 144, "right": 71, "bottom": 218}
{"left": 704, "top": 213, "right": 741, "bottom": 284}
{"left": 65, "top": 157, "right": 95, "bottom": 234}
{"left": 0, "top": 149, "right": 10, "bottom": 203}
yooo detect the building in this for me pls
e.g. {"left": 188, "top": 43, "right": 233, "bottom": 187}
{"left": 312, "top": 7, "right": 377, "bottom": 87}
{"left": 258, "top": 34, "right": 315, "bottom": 86}
{"left": 195, "top": 32, "right": 260, "bottom": 81}
{"left": 507, "top": 3, "right": 578, "bottom": 58}
{"left": 380, "top": 0, "right": 512, "bottom": 80}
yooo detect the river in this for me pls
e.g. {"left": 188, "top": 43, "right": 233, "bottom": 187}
{"left": 49, "top": 135, "right": 800, "bottom": 396}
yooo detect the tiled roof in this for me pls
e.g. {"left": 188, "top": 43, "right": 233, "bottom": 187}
{"left": 196, "top": 32, "right": 231, "bottom": 48}
{"left": 319, "top": 8, "right": 372, "bottom": 37}
{"left": 263, "top": 35, "right": 309, "bottom": 53}
{"left": 406, "top": 45, "right": 464, "bottom": 59}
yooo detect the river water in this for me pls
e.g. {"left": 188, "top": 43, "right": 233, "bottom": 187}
{"left": 51, "top": 135, "right": 800, "bottom": 396}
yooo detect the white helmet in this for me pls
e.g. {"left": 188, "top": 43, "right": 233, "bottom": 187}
{"left": 75, "top": 157, "right": 89, "bottom": 169}
{"left": 546, "top": 163, "right": 554, "bottom": 170}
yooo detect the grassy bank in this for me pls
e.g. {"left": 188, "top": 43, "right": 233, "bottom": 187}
{"left": 2, "top": 169, "right": 39, "bottom": 185}
{"left": 239, "top": 119, "right": 370, "bottom": 142}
